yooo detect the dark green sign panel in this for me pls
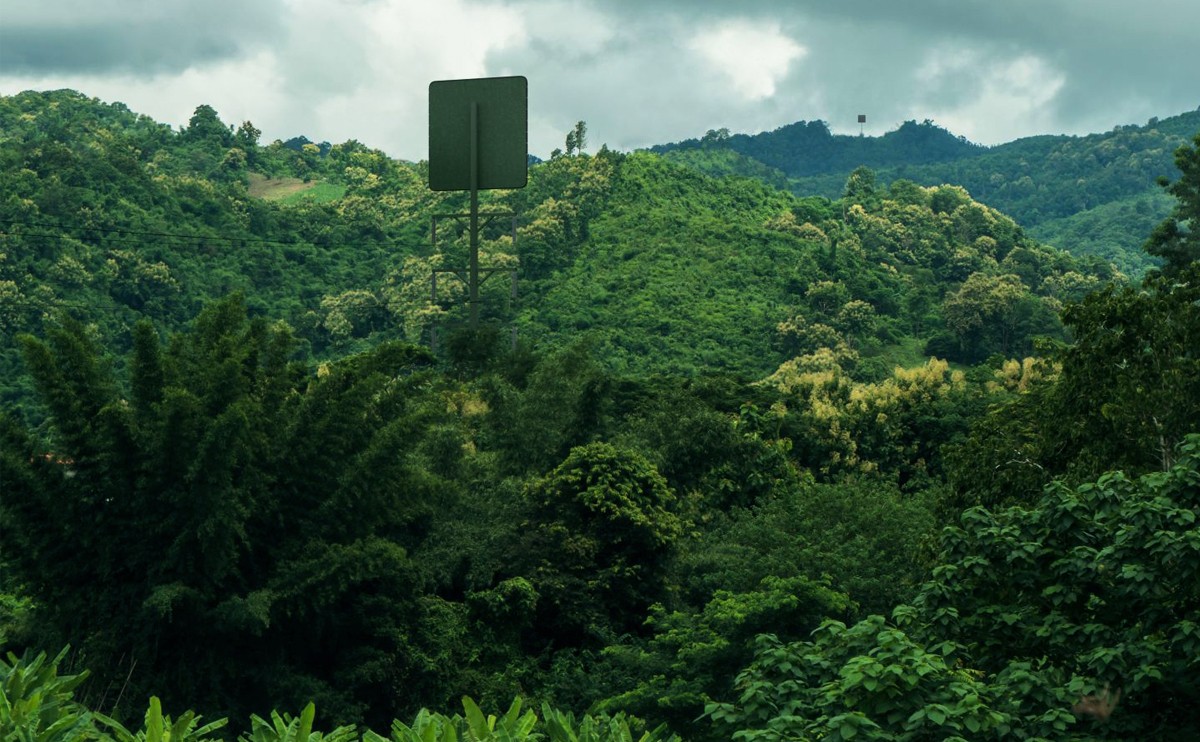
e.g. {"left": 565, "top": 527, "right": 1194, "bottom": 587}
{"left": 428, "top": 75, "right": 528, "bottom": 191}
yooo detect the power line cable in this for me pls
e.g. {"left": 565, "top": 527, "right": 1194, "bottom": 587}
{"left": 0, "top": 215, "right": 516, "bottom": 251}
{"left": 0, "top": 218, "right": 429, "bottom": 251}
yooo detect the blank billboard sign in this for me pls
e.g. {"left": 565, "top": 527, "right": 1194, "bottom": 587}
{"left": 429, "top": 76, "right": 528, "bottom": 191}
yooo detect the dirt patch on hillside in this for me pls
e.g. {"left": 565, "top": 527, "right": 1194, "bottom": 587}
{"left": 247, "top": 173, "right": 317, "bottom": 200}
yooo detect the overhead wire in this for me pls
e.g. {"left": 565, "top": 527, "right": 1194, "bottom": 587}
{"left": 0, "top": 215, "right": 507, "bottom": 256}
{"left": 0, "top": 218, "right": 411, "bottom": 252}
{"left": 0, "top": 217, "right": 483, "bottom": 315}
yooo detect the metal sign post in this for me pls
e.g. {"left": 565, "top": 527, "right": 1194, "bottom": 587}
{"left": 428, "top": 76, "right": 528, "bottom": 330}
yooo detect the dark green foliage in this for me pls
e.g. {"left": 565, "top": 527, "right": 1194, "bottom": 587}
{"left": 596, "top": 575, "right": 850, "bottom": 742}
{"left": 0, "top": 298, "right": 463, "bottom": 729}
{"left": 1145, "top": 131, "right": 1200, "bottom": 276}
{"left": 1051, "top": 268, "right": 1200, "bottom": 475}
{"left": 676, "top": 480, "right": 937, "bottom": 619}
{"left": 518, "top": 442, "right": 682, "bottom": 642}
{"left": 480, "top": 343, "right": 617, "bottom": 476}
{"left": 948, "top": 265, "right": 1200, "bottom": 510}
{"left": 708, "top": 620, "right": 1014, "bottom": 741}
{"left": 652, "top": 118, "right": 983, "bottom": 177}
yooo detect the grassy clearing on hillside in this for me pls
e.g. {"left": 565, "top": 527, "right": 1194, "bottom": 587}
{"left": 279, "top": 181, "right": 347, "bottom": 205}
{"left": 247, "top": 173, "right": 346, "bottom": 204}
{"left": 867, "top": 336, "right": 931, "bottom": 371}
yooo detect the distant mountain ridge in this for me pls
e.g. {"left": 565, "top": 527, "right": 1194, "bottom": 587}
{"left": 651, "top": 118, "right": 985, "bottom": 177}
{"left": 652, "top": 107, "right": 1200, "bottom": 276}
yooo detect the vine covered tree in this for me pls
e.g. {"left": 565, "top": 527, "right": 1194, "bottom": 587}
{"left": 517, "top": 442, "right": 681, "bottom": 642}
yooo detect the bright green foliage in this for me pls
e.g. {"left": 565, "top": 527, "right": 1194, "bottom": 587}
{"left": 97, "top": 696, "right": 228, "bottom": 742}
{"left": 710, "top": 435, "right": 1200, "bottom": 740}
{"left": 707, "top": 620, "right": 1009, "bottom": 741}
{"left": 239, "top": 703, "right": 356, "bottom": 742}
{"left": 514, "top": 151, "right": 1092, "bottom": 373}
{"left": 373, "top": 708, "right": 461, "bottom": 742}
{"left": 0, "top": 90, "right": 438, "bottom": 418}
{"left": 0, "top": 90, "right": 1116, "bottom": 407}
{"left": 459, "top": 697, "right": 537, "bottom": 742}
{"left": 766, "top": 356, "right": 984, "bottom": 483}
{"left": 1, "top": 650, "right": 674, "bottom": 742}
{"left": 753, "top": 111, "right": 1199, "bottom": 273}
{"left": 539, "top": 704, "right": 676, "bottom": 742}
{"left": 0, "top": 649, "right": 96, "bottom": 742}
{"left": 596, "top": 575, "right": 851, "bottom": 741}
{"left": 368, "top": 697, "right": 675, "bottom": 742}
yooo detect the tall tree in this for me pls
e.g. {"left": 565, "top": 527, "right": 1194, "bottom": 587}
{"left": 0, "top": 298, "right": 464, "bottom": 729}
{"left": 517, "top": 442, "right": 681, "bottom": 642}
{"left": 573, "top": 120, "right": 588, "bottom": 154}
{"left": 1145, "top": 131, "right": 1200, "bottom": 276}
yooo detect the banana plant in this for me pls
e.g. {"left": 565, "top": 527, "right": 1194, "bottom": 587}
{"left": 239, "top": 703, "right": 358, "bottom": 742}
{"left": 460, "top": 697, "right": 537, "bottom": 742}
{"left": 367, "top": 697, "right": 538, "bottom": 742}
{"left": 94, "top": 696, "right": 227, "bottom": 742}
{"left": 539, "top": 706, "right": 677, "bottom": 742}
{"left": 0, "top": 648, "right": 97, "bottom": 742}
{"left": 366, "top": 707, "right": 458, "bottom": 742}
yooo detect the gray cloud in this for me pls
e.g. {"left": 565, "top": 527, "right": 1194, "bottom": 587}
{"left": 498, "top": 0, "right": 1200, "bottom": 152}
{"left": 0, "top": 0, "right": 285, "bottom": 75}
{"left": 0, "top": 0, "right": 1195, "bottom": 160}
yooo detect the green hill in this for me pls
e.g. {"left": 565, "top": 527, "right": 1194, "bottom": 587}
{"left": 653, "top": 118, "right": 984, "bottom": 176}
{"left": 2, "top": 89, "right": 1198, "bottom": 740}
{"left": 655, "top": 108, "right": 1200, "bottom": 275}
{"left": 0, "top": 89, "right": 1125, "bottom": 415}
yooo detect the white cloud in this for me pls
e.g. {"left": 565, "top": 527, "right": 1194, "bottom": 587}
{"left": 0, "top": 51, "right": 285, "bottom": 135}
{"left": 2, "top": 1, "right": 1198, "bottom": 159}
{"left": 914, "top": 46, "right": 1065, "bottom": 144}
{"left": 263, "top": 0, "right": 529, "bottom": 155}
{"left": 518, "top": 0, "right": 617, "bottom": 57}
{"left": 0, "top": 0, "right": 529, "bottom": 159}
{"left": 687, "top": 20, "right": 805, "bottom": 101}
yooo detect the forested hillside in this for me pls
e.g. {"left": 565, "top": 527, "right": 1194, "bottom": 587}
{"left": 2, "top": 89, "right": 1199, "bottom": 741}
{"left": 656, "top": 109, "right": 1200, "bottom": 276}
{"left": 0, "top": 90, "right": 1116, "bottom": 412}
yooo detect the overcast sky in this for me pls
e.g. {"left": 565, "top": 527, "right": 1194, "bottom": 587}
{"left": 2, "top": 0, "right": 1197, "bottom": 161}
